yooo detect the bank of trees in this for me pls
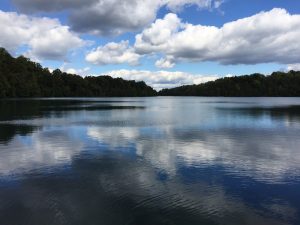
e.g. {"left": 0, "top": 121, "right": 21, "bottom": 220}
{"left": 2, "top": 47, "right": 300, "bottom": 97}
{"left": 0, "top": 48, "right": 156, "bottom": 97}
{"left": 159, "top": 72, "right": 300, "bottom": 96}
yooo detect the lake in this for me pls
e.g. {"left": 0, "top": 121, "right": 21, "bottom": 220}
{"left": 0, "top": 97, "right": 300, "bottom": 225}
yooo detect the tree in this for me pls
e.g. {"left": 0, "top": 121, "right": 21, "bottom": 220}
{"left": 0, "top": 48, "right": 157, "bottom": 98}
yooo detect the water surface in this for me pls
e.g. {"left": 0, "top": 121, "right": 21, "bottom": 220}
{"left": 0, "top": 97, "right": 300, "bottom": 225}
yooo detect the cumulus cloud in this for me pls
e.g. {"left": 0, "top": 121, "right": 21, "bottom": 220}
{"left": 165, "top": 0, "right": 223, "bottom": 12}
{"left": 155, "top": 57, "right": 175, "bottom": 68}
{"left": 70, "top": 0, "right": 162, "bottom": 36}
{"left": 12, "top": 0, "right": 224, "bottom": 36}
{"left": 60, "top": 63, "right": 91, "bottom": 76}
{"left": 135, "top": 8, "right": 300, "bottom": 66}
{"left": 106, "top": 69, "right": 219, "bottom": 90}
{"left": 135, "top": 13, "right": 182, "bottom": 54}
{"left": 12, "top": 0, "right": 96, "bottom": 12}
{"left": 0, "top": 10, "right": 84, "bottom": 60}
{"left": 86, "top": 41, "right": 140, "bottom": 66}
{"left": 287, "top": 64, "right": 300, "bottom": 71}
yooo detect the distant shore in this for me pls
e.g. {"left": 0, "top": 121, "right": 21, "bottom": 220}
{"left": 1, "top": 48, "right": 300, "bottom": 98}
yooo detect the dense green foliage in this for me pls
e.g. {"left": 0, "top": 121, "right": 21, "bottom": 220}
{"left": 159, "top": 72, "right": 300, "bottom": 96}
{"left": 0, "top": 48, "right": 156, "bottom": 97}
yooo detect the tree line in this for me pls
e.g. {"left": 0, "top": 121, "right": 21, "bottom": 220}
{"left": 0, "top": 48, "right": 156, "bottom": 97}
{"left": 159, "top": 71, "right": 300, "bottom": 96}
{"left": 1, "top": 47, "right": 300, "bottom": 97}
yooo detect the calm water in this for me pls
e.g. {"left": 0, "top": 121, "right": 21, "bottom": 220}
{"left": 0, "top": 97, "right": 300, "bottom": 225}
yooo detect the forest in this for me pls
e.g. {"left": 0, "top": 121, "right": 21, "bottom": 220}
{"left": 1, "top": 47, "right": 300, "bottom": 97}
{"left": 159, "top": 71, "right": 300, "bottom": 96}
{"left": 0, "top": 48, "right": 156, "bottom": 97}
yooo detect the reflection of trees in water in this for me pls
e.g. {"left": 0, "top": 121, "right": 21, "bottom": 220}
{"left": 0, "top": 99, "right": 141, "bottom": 121}
{"left": 0, "top": 99, "right": 145, "bottom": 143}
{"left": 217, "top": 105, "right": 300, "bottom": 122}
{"left": 0, "top": 124, "right": 38, "bottom": 144}
{"left": 0, "top": 100, "right": 82, "bottom": 121}
{"left": 0, "top": 100, "right": 81, "bottom": 143}
{"left": 0, "top": 100, "right": 43, "bottom": 121}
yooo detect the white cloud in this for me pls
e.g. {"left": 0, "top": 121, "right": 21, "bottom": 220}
{"left": 12, "top": 0, "right": 224, "bottom": 36}
{"left": 165, "top": 0, "right": 223, "bottom": 12}
{"left": 287, "top": 64, "right": 300, "bottom": 71}
{"left": 0, "top": 10, "right": 84, "bottom": 60}
{"left": 86, "top": 41, "right": 140, "bottom": 66}
{"left": 106, "top": 69, "right": 219, "bottom": 90}
{"left": 135, "top": 8, "right": 300, "bottom": 66}
{"left": 213, "top": 0, "right": 224, "bottom": 9}
{"left": 60, "top": 63, "right": 91, "bottom": 76}
{"left": 155, "top": 57, "right": 175, "bottom": 68}
{"left": 135, "top": 13, "right": 182, "bottom": 54}
{"left": 70, "top": 0, "right": 163, "bottom": 36}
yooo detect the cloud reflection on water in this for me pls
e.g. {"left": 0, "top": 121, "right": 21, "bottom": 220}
{"left": 0, "top": 129, "right": 83, "bottom": 175}
{"left": 87, "top": 125, "right": 300, "bottom": 184}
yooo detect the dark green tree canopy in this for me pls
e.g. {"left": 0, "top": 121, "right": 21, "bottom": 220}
{"left": 0, "top": 48, "right": 156, "bottom": 98}
{"left": 159, "top": 71, "right": 300, "bottom": 97}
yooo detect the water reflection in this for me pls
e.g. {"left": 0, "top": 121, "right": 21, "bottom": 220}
{"left": 0, "top": 99, "right": 144, "bottom": 143}
{"left": 0, "top": 124, "right": 37, "bottom": 143}
{"left": 0, "top": 99, "right": 144, "bottom": 121}
{"left": 217, "top": 105, "right": 300, "bottom": 124}
{"left": 0, "top": 129, "right": 83, "bottom": 175}
{"left": 87, "top": 126, "right": 300, "bottom": 183}
{"left": 0, "top": 97, "right": 300, "bottom": 225}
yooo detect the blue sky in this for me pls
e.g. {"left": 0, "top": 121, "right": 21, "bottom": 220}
{"left": 0, "top": 0, "right": 300, "bottom": 89}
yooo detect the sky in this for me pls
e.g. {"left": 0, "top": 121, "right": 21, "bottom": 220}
{"left": 0, "top": 0, "right": 300, "bottom": 90}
